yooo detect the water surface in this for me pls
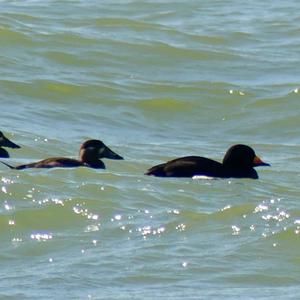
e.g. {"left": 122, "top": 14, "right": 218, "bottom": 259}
{"left": 1, "top": 1, "right": 300, "bottom": 299}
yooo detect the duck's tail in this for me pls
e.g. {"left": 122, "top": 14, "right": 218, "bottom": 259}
{"left": 0, "top": 161, "right": 16, "bottom": 169}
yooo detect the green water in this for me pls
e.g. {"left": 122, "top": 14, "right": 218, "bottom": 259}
{"left": 1, "top": 1, "right": 300, "bottom": 299}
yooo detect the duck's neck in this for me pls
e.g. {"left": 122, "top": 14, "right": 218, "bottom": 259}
{"left": 80, "top": 150, "right": 105, "bottom": 169}
{"left": 84, "top": 160, "right": 105, "bottom": 169}
{"left": 0, "top": 147, "right": 9, "bottom": 158}
{"left": 223, "top": 164, "right": 258, "bottom": 179}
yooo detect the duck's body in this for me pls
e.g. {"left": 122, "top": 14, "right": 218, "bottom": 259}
{"left": 0, "top": 131, "right": 20, "bottom": 158}
{"left": 1, "top": 139, "right": 123, "bottom": 170}
{"left": 145, "top": 144, "right": 270, "bottom": 179}
{"left": 8, "top": 157, "right": 105, "bottom": 170}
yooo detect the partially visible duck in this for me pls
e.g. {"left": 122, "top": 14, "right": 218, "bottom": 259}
{"left": 0, "top": 131, "right": 20, "bottom": 158}
{"left": 1, "top": 139, "right": 123, "bottom": 169}
{"left": 145, "top": 144, "right": 270, "bottom": 179}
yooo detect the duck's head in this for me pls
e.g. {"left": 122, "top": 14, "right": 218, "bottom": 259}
{"left": 0, "top": 131, "right": 20, "bottom": 149}
{"left": 79, "top": 139, "right": 123, "bottom": 163}
{"left": 223, "top": 144, "right": 270, "bottom": 168}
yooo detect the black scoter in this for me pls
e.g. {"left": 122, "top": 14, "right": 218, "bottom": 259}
{"left": 1, "top": 139, "right": 123, "bottom": 169}
{"left": 145, "top": 144, "right": 270, "bottom": 179}
{"left": 0, "top": 131, "right": 20, "bottom": 158}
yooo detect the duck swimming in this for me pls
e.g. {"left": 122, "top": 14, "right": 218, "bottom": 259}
{"left": 0, "top": 131, "right": 21, "bottom": 158}
{"left": 145, "top": 144, "right": 270, "bottom": 179}
{"left": 1, "top": 139, "right": 123, "bottom": 169}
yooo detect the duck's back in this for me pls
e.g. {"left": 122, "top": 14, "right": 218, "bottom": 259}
{"left": 146, "top": 156, "right": 224, "bottom": 178}
{"left": 15, "top": 157, "right": 84, "bottom": 169}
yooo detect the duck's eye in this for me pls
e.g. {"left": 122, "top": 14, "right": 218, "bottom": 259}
{"left": 98, "top": 147, "right": 105, "bottom": 155}
{"left": 84, "top": 146, "right": 95, "bottom": 152}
